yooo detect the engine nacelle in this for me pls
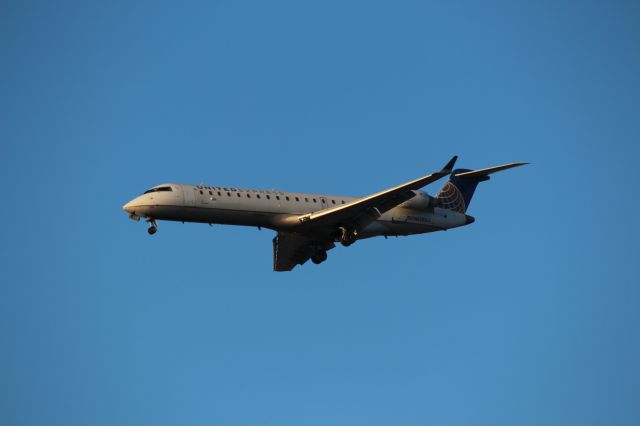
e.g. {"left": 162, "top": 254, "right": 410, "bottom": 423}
{"left": 400, "top": 190, "right": 439, "bottom": 211}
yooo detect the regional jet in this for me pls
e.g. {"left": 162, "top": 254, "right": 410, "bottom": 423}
{"left": 123, "top": 156, "right": 526, "bottom": 271}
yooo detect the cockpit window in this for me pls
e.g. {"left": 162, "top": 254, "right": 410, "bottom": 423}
{"left": 143, "top": 186, "right": 173, "bottom": 194}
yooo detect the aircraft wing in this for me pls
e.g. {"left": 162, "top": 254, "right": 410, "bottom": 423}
{"left": 272, "top": 232, "right": 335, "bottom": 271}
{"left": 295, "top": 156, "right": 457, "bottom": 229}
{"left": 454, "top": 162, "right": 529, "bottom": 179}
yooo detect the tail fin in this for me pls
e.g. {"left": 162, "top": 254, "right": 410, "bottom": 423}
{"left": 436, "top": 162, "right": 527, "bottom": 213}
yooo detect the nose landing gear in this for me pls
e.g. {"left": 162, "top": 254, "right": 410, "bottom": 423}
{"left": 146, "top": 218, "right": 157, "bottom": 235}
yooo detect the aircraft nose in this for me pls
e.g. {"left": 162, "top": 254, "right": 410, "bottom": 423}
{"left": 123, "top": 200, "right": 135, "bottom": 213}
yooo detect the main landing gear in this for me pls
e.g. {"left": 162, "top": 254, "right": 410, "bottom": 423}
{"left": 146, "top": 218, "right": 157, "bottom": 235}
{"left": 311, "top": 250, "right": 328, "bottom": 265}
{"left": 338, "top": 226, "right": 357, "bottom": 247}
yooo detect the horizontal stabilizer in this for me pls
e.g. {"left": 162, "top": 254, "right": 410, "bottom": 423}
{"left": 454, "top": 162, "right": 528, "bottom": 179}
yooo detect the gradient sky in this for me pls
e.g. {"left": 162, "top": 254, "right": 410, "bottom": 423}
{"left": 1, "top": 1, "right": 639, "bottom": 425}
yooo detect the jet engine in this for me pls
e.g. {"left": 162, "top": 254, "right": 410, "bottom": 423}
{"left": 400, "top": 190, "right": 439, "bottom": 210}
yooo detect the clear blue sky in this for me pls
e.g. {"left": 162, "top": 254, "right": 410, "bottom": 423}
{"left": 1, "top": 1, "right": 639, "bottom": 425}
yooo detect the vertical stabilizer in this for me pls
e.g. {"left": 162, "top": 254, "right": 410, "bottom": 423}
{"left": 435, "top": 162, "right": 528, "bottom": 213}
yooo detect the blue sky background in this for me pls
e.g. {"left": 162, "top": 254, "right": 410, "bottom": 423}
{"left": 1, "top": 1, "right": 639, "bottom": 425}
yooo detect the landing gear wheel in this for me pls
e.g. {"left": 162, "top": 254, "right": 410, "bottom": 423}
{"left": 311, "top": 250, "right": 328, "bottom": 264}
{"left": 146, "top": 218, "right": 158, "bottom": 235}
{"left": 338, "top": 226, "right": 357, "bottom": 247}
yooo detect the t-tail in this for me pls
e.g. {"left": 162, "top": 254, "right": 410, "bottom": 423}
{"left": 436, "top": 162, "right": 528, "bottom": 213}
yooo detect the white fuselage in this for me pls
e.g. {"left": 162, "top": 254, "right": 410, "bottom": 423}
{"left": 123, "top": 183, "right": 470, "bottom": 238}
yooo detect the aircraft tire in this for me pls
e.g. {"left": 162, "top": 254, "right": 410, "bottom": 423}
{"left": 312, "top": 251, "right": 328, "bottom": 264}
{"left": 338, "top": 226, "right": 357, "bottom": 246}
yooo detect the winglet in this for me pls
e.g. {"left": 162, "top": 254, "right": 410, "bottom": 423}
{"left": 442, "top": 155, "right": 458, "bottom": 173}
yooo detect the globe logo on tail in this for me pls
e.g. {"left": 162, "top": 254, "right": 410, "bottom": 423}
{"left": 435, "top": 181, "right": 467, "bottom": 213}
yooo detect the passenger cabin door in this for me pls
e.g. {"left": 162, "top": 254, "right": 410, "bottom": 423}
{"left": 182, "top": 186, "right": 196, "bottom": 206}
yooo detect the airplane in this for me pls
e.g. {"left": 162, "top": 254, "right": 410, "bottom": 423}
{"left": 122, "top": 156, "right": 527, "bottom": 271}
